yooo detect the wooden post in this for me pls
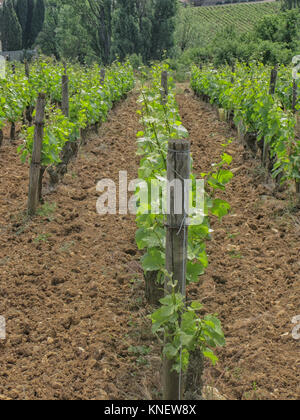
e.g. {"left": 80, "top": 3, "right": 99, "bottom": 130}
{"left": 100, "top": 68, "right": 106, "bottom": 85}
{"left": 292, "top": 79, "right": 300, "bottom": 202}
{"left": 61, "top": 68, "right": 69, "bottom": 118}
{"left": 145, "top": 271, "right": 163, "bottom": 305}
{"left": 296, "top": 182, "right": 300, "bottom": 203}
{"left": 28, "top": 93, "right": 46, "bottom": 216}
{"left": 161, "top": 71, "right": 168, "bottom": 96}
{"left": 25, "top": 59, "right": 30, "bottom": 79}
{"left": 24, "top": 60, "right": 33, "bottom": 126}
{"left": 231, "top": 62, "right": 235, "bottom": 84}
{"left": 269, "top": 66, "right": 278, "bottom": 96}
{"left": 263, "top": 66, "right": 278, "bottom": 167}
{"left": 163, "top": 139, "right": 190, "bottom": 401}
{"left": 10, "top": 122, "right": 15, "bottom": 141}
{"left": 48, "top": 65, "right": 76, "bottom": 186}
{"left": 292, "top": 78, "right": 298, "bottom": 115}
{"left": 161, "top": 71, "right": 168, "bottom": 104}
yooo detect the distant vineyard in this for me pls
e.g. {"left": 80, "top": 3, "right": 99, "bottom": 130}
{"left": 181, "top": 2, "right": 281, "bottom": 43}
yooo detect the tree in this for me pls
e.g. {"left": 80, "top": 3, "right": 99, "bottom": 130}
{"left": 14, "top": 0, "right": 28, "bottom": 46}
{"left": 136, "top": 0, "right": 153, "bottom": 63}
{"left": 254, "top": 10, "right": 300, "bottom": 47}
{"left": 29, "top": 0, "right": 45, "bottom": 46}
{"left": 36, "top": 0, "right": 61, "bottom": 57}
{"left": 32, "top": 0, "right": 177, "bottom": 63}
{"left": 87, "top": 0, "right": 113, "bottom": 65}
{"left": 112, "top": 0, "right": 140, "bottom": 61}
{"left": 23, "top": 0, "right": 34, "bottom": 48}
{"left": 282, "top": 0, "right": 300, "bottom": 10}
{"left": 150, "top": 0, "right": 178, "bottom": 60}
{"left": 7, "top": 0, "right": 45, "bottom": 49}
{"left": 55, "top": 4, "right": 95, "bottom": 63}
{"left": 0, "top": 0, "right": 22, "bottom": 51}
{"left": 254, "top": 15, "right": 280, "bottom": 43}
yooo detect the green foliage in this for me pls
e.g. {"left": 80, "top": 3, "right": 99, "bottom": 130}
{"left": 0, "top": 59, "right": 134, "bottom": 175}
{"left": 0, "top": 0, "right": 22, "bottom": 51}
{"left": 0, "top": 64, "right": 31, "bottom": 123}
{"left": 190, "top": 62, "right": 300, "bottom": 193}
{"left": 282, "top": 0, "right": 300, "bottom": 11}
{"left": 23, "top": 0, "right": 34, "bottom": 48}
{"left": 174, "top": 1, "right": 281, "bottom": 51}
{"left": 136, "top": 63, "right": 232, "bottom": 286}
{"left": 36, "top": 0, "right": 177, "bottom": 64}
{"left": 19, "top": 105, "right": 76, "bottom": 166}
{"left": 136, "top": 64, "right": 230, "bottom": 372}
{"left": 36, "top": 201, "right": 56, "bottom": 218}
{"left": 34, "top": 233, "right": 51, "bottom": 242}
{"left": 28, "top": 0, "right": 45, "bottom": 47}
{"left": 173, "top": 3, "right": 300, "bottom": 68}
{"left": 0, "top": 0, "right": 45, "bottom": 50}
{"left": 128, "top": 53, "right": 143, "bottom": 70}
{"left": 112, "top": 0, "right": 140, "bottom": 61}
{"left": 253, "top": 9, "right": 300, "bottom": 48}
{"left": 55, "top": 4, "right": 95, "bottom": 63}
{"left": 150, "top": 280, "right": 225, "bottom": 372}
{"left": 15, "top": 0, "right": 29, "bottom": 41}
{"left": 150, "top": 0, "right": 178, "bottom": 61}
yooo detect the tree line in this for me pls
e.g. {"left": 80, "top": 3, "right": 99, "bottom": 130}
{"left": 0, "top": 0, "right": 45, "bottom": 51}
{"left": 0, "top": 0, "right": 178, "bottom": 65}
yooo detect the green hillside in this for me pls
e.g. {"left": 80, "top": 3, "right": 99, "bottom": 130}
{"left": 177, "top": 2, "right": 281, "bottom": 45}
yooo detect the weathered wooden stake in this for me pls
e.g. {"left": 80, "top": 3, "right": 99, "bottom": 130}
{"left": 48, "top": 65, "right": 77, "bottom": 187}
{"left": 263, "top": 66, "right": 278, "bottom": 167}
{"left": 163, "top": 139, "right": 190, "bottom": 401}
{"left": 292, "top": 79, "right": 300, "bottom": 202}
{"left": 269, "top": 66, "right": 278, "bottom": 96}
{"left": 145, "top": 71, "right": 169, "bottom": 305}
{"left": 161, "top": 71, "right": 168, "bottom": 104}
{"left": 296, "top": 182, "right": 300, "bottom": 204}
{"left": 28, "top": 93, "right": 46, "bottom": 216}
{"left": 100, "top": 68, "right": 106, "bottom": 85}
{"left": 292, "top": 79, "right": 297, "bottom": 113}
{"left": 231, "top": 62, "right": 235, "bottom": 84}
{"left": 61, "top": 69, "right": 69, "bottom": 118}
{"left": 25, "top": 59, "right": 30, "bottom": 79}
{"left": 24, "top": 60, "right": 33, "bottom": 126}
{"left": 10, "top": 122, "right": 15, "bottom": 141}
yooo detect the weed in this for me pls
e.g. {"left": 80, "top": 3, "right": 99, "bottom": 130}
{"left": 228, "top": 250, "right": 243, "bottom": 259}
{"left": 37, "top": 202, "right": 57, "bottom": 220}
{"left": 59, "top": 241, "right": 75, "bottom": 253}
{"left": 227, "top": 232, "right": 240, "bottom": 240}
{"left": 34, "top": 233, "right": 51, "bottom": 243}
{"left": 128, "top": 345, "right": 151, "bottom": 357}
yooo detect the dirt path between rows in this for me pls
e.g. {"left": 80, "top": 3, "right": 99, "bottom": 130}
{"left": 177, "top": 89, "right": 300, "bottom": 400}
{"left": 0, "top": 92, "right": 162, "bottom": 400}
{"left": 0, "top": 87, "right": 299, "bottom": 401}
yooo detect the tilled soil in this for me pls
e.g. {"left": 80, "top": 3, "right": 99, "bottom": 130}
{"left": 0, "top": 93, "right": 161, "bottom": 400}
{"left": 0, "top": 88, "right": 299, "bottom": 400}
{"left": 177, "top": 89, "right": 300, "bottom": 401}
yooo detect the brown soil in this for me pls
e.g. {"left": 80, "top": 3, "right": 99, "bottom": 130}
{"left": 177, "top": 88, "right": 300, "bottom": 401}
{"left": 0, "top": 87, "right": 299, "bottom": 400}
{"left": 0, "top": 93, "right": 161, "bottom": 400}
